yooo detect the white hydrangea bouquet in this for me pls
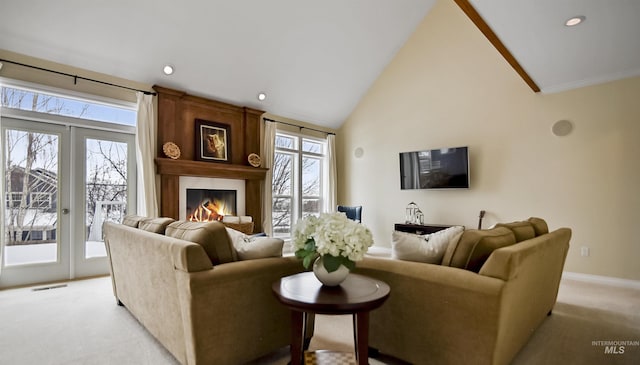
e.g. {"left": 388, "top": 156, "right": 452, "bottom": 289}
{"left": 292, "top": 212, "right": 374, "bottom": 272}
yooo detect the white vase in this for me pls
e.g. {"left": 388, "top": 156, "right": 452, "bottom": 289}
{"left": 312, "top": 256, "right": 350, "bottom": 286}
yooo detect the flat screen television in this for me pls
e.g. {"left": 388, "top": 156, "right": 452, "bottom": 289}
{"left": 399, "top": 146, "right": 470, "bottom": 189}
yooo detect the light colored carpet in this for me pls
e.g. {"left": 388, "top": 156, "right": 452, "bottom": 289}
{"left": 1, "top": 275, "right": 638, "bottom": 365}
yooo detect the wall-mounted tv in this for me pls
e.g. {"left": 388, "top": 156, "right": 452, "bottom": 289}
{"left": 399, "top": 146, "right": 470, "bottom": 190}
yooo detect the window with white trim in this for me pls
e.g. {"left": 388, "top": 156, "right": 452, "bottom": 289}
{"left": 30, "top": 192, "right": 52, "bottom": 209}
{"left": 272, "top": 132, "right": 327, "bottom": 239}
{"left": 1, "top": 85, "right": 136, "bottom": 125}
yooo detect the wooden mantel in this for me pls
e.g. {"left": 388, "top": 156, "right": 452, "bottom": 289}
{"left": 155, "top": 158, "right": 267, "bottom": 180}
{"left": 154, "top": 86, "right": 266, "bottom": 232}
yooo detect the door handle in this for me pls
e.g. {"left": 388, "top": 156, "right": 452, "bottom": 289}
{"left": 61, "top": 208, "right": 70, "bottom": 215}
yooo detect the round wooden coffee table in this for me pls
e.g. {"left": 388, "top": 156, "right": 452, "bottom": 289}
{"left": 272, "top": 272, "right": 390, "bottom": 365}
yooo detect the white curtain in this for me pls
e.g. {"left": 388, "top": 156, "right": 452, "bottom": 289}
{"left": 135, "top": 92, "right": 158, "bottom": 217}
{"left": 262, "top": 120, "right": 277, "bottom": 236}
{"left": 0, "top": 102, "right": 3, "bottom": 274}
{"left": 323, "top": 133, "right": 337, "bottom": 213}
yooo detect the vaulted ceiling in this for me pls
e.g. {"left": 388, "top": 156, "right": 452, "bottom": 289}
{"left": 1, "top": 0, "right": 639, "bottom": 129}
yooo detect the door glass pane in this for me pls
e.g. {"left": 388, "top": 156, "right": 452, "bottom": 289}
{"left": 85, "top": 138, "right": 128, "bottom": 258}
{"left": 3, "top": 129, "right": 59, "bottom": 265}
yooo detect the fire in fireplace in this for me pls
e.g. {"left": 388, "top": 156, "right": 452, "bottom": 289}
{"left": 186, "top": 189, "right": 237, "bottom": 222}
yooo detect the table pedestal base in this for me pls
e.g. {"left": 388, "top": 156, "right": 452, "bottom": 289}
{"left": 290, "top": 311, "right": 370, "bottom": 365}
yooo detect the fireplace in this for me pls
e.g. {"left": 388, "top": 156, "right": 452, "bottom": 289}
{"left": 178, "top": 176, "right": 246, "bottom": 221}
{"left": 187, "top": 189, "right": 236, "bottom": 222}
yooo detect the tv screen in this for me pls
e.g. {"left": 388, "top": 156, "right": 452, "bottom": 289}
{"left": 399, "top": 147, "right": 469, "bottom": 190}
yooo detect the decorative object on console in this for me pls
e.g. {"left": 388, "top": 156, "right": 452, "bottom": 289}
{"left": 248, "top": 153, "right": 261, "bottom": 167}
{"left": 162, "top": 141, "right": 181, "bottom": 159}
{"left": 415, "top": 209, "right": 424, "bottom": 225}
{"left": 292, "top": 212, "right": 373, "bottom": 286}
{"left": 405, "top": 202, "right": 420, "bottom": 224}
{"left": 195, "top": 119, "right": 230, "bottom": 163}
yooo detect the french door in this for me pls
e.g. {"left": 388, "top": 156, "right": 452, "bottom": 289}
{"left": 0, "top": 117, "right": 136, "bottom": 288}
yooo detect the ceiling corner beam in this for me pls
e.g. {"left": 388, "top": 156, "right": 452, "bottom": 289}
{"left": 454, "top": 0, "right": 540, "bottom": 92}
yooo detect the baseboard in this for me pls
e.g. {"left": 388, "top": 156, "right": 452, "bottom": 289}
{"left": 562, "top": 271, "right": 640, "bottom": 290}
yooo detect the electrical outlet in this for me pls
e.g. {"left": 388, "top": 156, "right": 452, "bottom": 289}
{"left": 580, "top": 246, "right": 590, "bottom": 257}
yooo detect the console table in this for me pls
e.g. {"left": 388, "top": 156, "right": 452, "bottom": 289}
{"left": 394, "top": 223, "right": 453, "bottom": 235}
{"left": 272, "top": 272, "right": 390, "bottom": 365}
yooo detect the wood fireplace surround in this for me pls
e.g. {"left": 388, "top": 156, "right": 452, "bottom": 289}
{"left": 154, "top": 86, "right": 267, "bottom": 232}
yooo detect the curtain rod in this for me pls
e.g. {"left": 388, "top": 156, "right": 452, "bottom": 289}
{"left": 0, "top": 58, "right": 156, "bottom": 96}
{"left": 263, "top": 117, "right": 335, "bottom": 135}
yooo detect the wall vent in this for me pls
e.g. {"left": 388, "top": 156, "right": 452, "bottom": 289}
{"left": 32, "top": 284, "right": 67, "bottom": 291}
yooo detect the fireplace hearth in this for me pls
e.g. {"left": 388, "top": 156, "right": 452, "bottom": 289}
{"left": 186, "top": 189, "right": 237, "bottom": 222}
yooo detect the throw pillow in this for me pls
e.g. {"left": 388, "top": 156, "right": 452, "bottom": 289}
{"left": 392, "top": 226, "right": 464, "bottom": 264}
{"left": 494, "top": 221, "right": 535, "bottom": 242}
{"left": 138, "top": 217, "right": 175, "bottom": 234}
{"left": 122, "top": 215, "right": 146, "bottom": 228}
{"left": 527, "top": 217, "right": 549, "bottom": 236}
{"left": 225, "top": 228, "right": 284, "bottom": 260}
{"left": 165, "top": 221, "right": 237, "bottom": 265}
{"left": 443, "top": 227, "right": 516, "bottom": 272}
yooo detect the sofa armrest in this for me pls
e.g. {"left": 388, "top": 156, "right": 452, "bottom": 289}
{"left": 172, "top": 242, "right": 215, "bottom": 273}
{"left": 354, "top": 257, "right": 505, "bottom": 365}
{"left": 479, "top": 228, "right": 571, "bottom": 281}
{"left": 478, "top": 228, "right": 571, "bottom": 365}
{"left": 175, "top": 256, "right": 307, "bottom": 365}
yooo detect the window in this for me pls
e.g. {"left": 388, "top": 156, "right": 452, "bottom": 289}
{"left": 30, "top": 193, "right": 52, "bottom": 209}
{"left": 1, "top": 86, "right": 136, "bottom": 126}
{"left": 272, "top": 132, "right": 327, "bottom": 239}
{"left": 5, "top": 193, "right": 22, "bottom": 208}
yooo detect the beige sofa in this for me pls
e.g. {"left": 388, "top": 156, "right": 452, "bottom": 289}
{"left": 354, "top": 218, "right": 571, "bottom": 365}
{"left": 103, "top": 216, "right": 308, "bottom": 365}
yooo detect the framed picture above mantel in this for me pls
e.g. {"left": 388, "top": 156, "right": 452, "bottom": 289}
{"left": 195, "top": 119, "right": 230, "bottom": 163}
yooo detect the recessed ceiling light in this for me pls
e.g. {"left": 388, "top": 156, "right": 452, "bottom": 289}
{"left": 565, "top": 16, "right": 585, "bottom": 27}
{"left": 257, "top": 92, "right": 267, "bottom": 101}
{"left": 163, "top": 65, "right": 174, "bottom": 75}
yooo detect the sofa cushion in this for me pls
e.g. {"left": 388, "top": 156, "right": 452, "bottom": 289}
{"left": 122, "top": 215, "right": 146, "bottom": 228}
{"left": 441, "top": 227, "right": 516, "bottom": 272}
{"left": 494, "top": 221, "right": 535, "bottom": 242}
{"left": 528, "top": 217, "right": 549, "bottom": 236}
{"left": 138, "top": 217, "right": 175, "bottom": 234}
{"left": 165, "top": 221, "right": 237, "bottom": 265}
{"left": 225, "top": 227, "right": 284, "bottom": 260}
{"left": 392, "top": 226, "right": 464, "bottom": 264}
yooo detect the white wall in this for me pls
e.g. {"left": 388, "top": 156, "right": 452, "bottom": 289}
{"left": 337, "top": 0, "right": 640, "bottom": 281}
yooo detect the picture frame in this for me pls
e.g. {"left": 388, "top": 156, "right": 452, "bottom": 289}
{"left": 195, "top": 119, "right": 230, "bottom": 163}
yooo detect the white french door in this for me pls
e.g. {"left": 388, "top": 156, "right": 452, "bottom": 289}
{"left": 1, "top": 117, "right": 136, "bottom": 288}
{"left": 72, "top": 127, "right": 136, "bottom": 278}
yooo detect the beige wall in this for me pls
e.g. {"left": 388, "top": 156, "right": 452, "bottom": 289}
{"left": 337, "top": 0, "right": 640, "bottom": 281}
